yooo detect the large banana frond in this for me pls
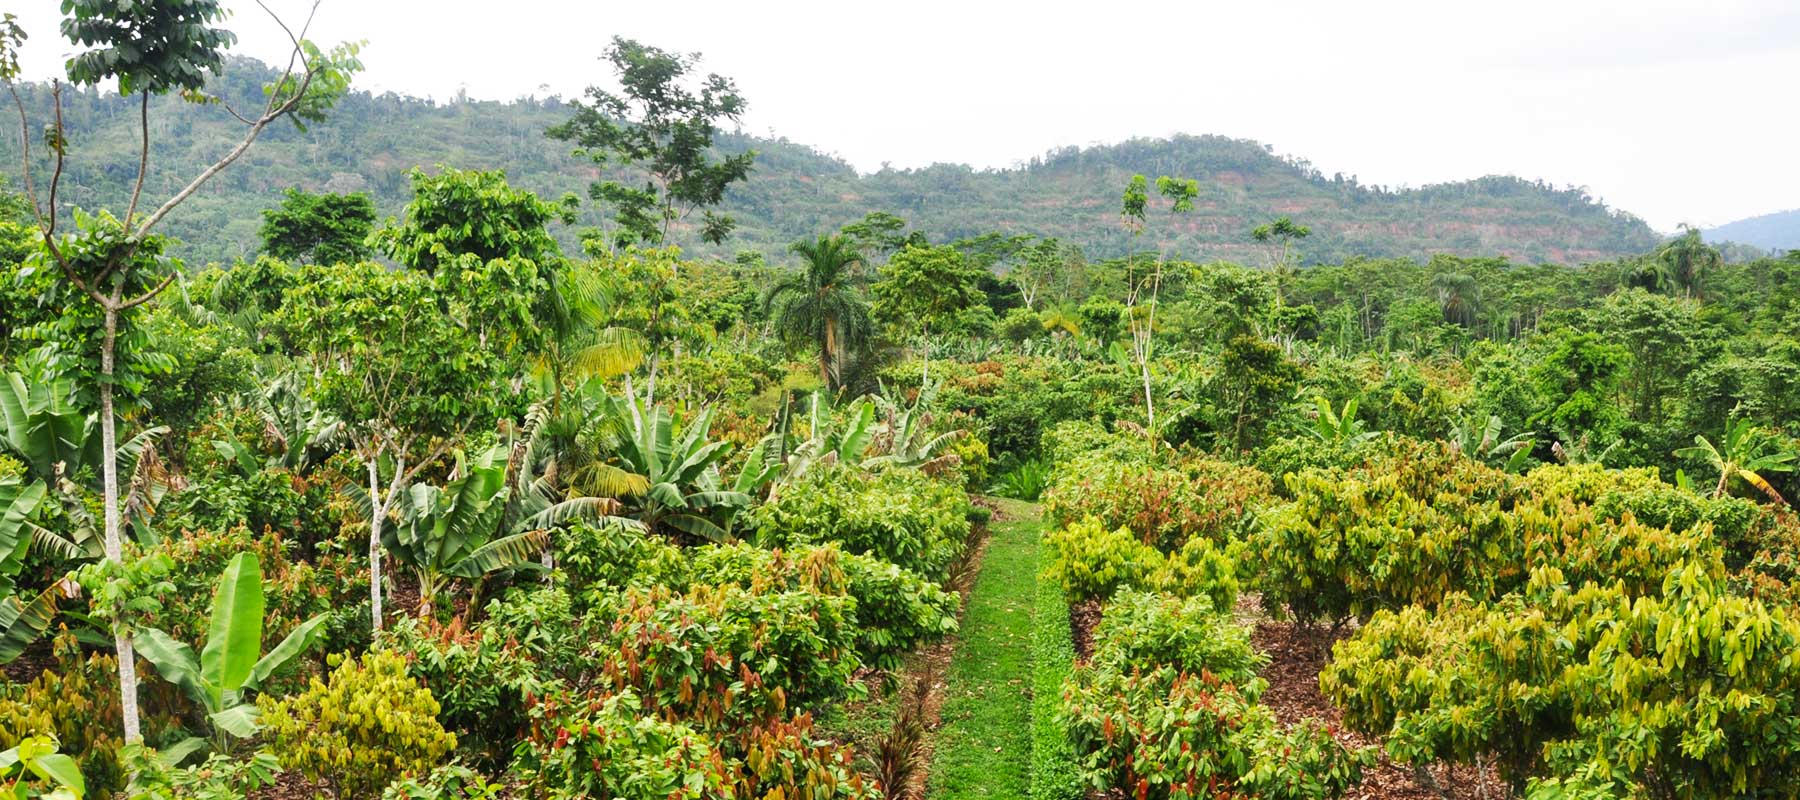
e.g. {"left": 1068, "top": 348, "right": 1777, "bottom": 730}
{"left": 446, "top": 529, "right": 550, "bottom": 579}
{"left": 0, "top": 586, "right": 59, "bottom": 664}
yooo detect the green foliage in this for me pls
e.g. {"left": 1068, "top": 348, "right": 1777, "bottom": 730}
{"left": 0, "top": 734, "right": 84, "bottom": 800}
{"left": 0, "top": 634, "right": 132, "bottom": 794}
{"left": 257, "top": 188, "right": 375, "bottom": 265}
{"left": 1323, "top": 563, "right": 1800, "bottom": 795}
{"left": 120, "top": 747, "right": 282, "bottom": 800}
{"left": 131, "top": 552, "right": 328, "bottom": 749}
{"left": 871, "top": 243, "right": 988, "bottom": 339}
{"left": 1041, "top": 519, "right": 1240, "bottom": 608}
{"left": 1256, "top": 443, "right": 1724, "bottom": 624}
{"left": 752, "top": 466, "right": 970, "bottom": 579}
{"left": 258, "top": 650, "right": 456, "bottom": 797}
{"left": 378, "top": 602, "right": 559, "bottom": 769}
{"left": 517, "top": 691, "right": 877, "bottom": 800}
{"left": 384, "top": 446, "right": 549, "bottom": 614}
{"left": 372, "top": 167, "right": 572, "bottom": 274}
{"left": 1044, "top": 452, "right": 1271, "bottom": 550}
{"left": 60, "top": 0, "right": 233, "bottom": 95}
{"left": 1060, "top": 591, "right": 1371, "bottom": 800}
{"left": 547, "top": 37, "right": 752, "bottom": 247}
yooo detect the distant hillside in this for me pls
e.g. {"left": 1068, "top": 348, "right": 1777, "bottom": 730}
{"left": 1706, "top": 210, "right": 1800, "bottom": 253}
{"left": 2, "top": 58, "right": 1661, "bottom": 267}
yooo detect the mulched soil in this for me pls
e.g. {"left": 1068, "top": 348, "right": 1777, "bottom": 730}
{"left": 1069, "top": 599, "right": 1102, "bottom": 662}
{"left": 1, "top": 638, "right": 55, "bottom": 686}
{"left": 1251, "top": 614, "right": 1506, "bottom": 800}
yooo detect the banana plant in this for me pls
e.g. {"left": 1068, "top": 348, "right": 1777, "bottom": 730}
{"left": 864, "top": 392, "right": 965, "bottom": 472}
{"left": 0, "top": 587, "right": 59, "bottom": 665}
{"left": 1301, "top": 396, "right": 1378, "bottom": 447}
{"left": 1448, "top": 413, "right": 1535, "bottom": 473}
{"left": 382, "top": 447, "right": 552, "bottom": 615}
{"left": 133, "top": 553, "right": 327, "bottom": 758}
{"left": 0, "top": 735, "right": 84, "bottom": 799}
{"left": 1676, "top": 418, "right": 1796, "bottom": 504}
{"left": 2, "top": 372, "right": 168, "bottom": 553}
{"left": 212, "top": 373, "right": 345, "bottom": 479}
{"left": 598, "top": 396, "right": 750, "bottom": 542}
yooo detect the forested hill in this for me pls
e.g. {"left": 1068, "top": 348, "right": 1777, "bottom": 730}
{"left": 1, "top": 57, "right": 1660, "bottom": 267}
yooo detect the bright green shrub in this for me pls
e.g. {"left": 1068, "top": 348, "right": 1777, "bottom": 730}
{"left": 1029, "top": 571, "right": 1082, "bottom": 800}
{"left": 752, "top": 466, "right": 970, "bottom": 579}
{"left": 259, "top": 651, "right": 457, "bottom": 797}
{"left": 1148, "top": 536, "right": 1242, "bottom": 612}
{"left": 1089, "top": 590, "right": 1263, "bottom": 686}
{"left": 1041, "top": 519, "right": 1155, "bottom": 604}
{"left": 1044, "top": 519, "right": 1240, "bottom": 607}
{"left": 554, "top": 520, "right": 688, "bottom": 611}
{"left": 1322, "top": 563, "right": 1800, "bottom": 796}
{"left": 681, "top": 542, "right": 960, "bottom": 673}
{"left": 1042, "top": 419, "right": 1150, "bottom": 466}
{"left": 1044, "top": 452, "right": 1271, "bottom": 551}
{"left": 1257, "top": 445, "right": 1721, "bottom": 624}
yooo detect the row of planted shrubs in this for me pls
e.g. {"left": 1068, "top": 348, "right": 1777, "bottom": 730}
{"left": 1034, "top": 419, "right": 1800, "bottom": 799}
{"left": 0, "top": 462, "right": 973, "bottom": 798}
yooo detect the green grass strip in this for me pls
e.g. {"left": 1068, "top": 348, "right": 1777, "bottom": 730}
{"left": 1028, "top": 559, "right": 1082, "bottom": 800}
{"left": 928, "top": 504, "right": 1042, "bottom": 799}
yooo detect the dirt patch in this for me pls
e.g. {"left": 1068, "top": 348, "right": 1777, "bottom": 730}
{"left": 1253, "top": 620, "right": 1506, "bottom": 799}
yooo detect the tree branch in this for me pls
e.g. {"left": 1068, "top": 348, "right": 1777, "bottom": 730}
{"left": 124, "top": 91, "right": 149, "bottom": 226}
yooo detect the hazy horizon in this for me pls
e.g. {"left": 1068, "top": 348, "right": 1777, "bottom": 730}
{"left": 9, "top": 0, "right": 1797, "bottom": 234}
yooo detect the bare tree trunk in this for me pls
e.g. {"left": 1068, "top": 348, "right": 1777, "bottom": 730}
{"left": 100, "top": 302, "right": 142, "bottom": 743}
{"left": 367, "top": 454, "right": 386, "bottom": 632}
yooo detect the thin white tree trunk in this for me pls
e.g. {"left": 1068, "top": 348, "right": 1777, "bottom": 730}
{"left": 100, "top": 303, "right": 142, "bottom": 743}
{"left": 367, "top": 454, "right": 385, "bottom": 632}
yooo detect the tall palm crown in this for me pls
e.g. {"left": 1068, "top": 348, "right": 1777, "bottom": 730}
{"left": 1656, "top": 224, "right": 1722, "bottom": 299}
{"left": 764, "top": 235, "right": 872, "bottom": 390}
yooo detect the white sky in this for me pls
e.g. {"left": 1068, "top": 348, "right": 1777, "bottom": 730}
{"left": 10, "top": 0, "right": 1798, "bottom": 233}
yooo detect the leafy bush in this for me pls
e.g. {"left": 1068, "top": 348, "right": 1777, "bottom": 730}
{"left": 380, "top": 601, "right": 560, "bottom": 769}
{"left": 1088, "top": 590, "right": 1262, "bottom": 686}
{"left": 752, "top": 466, "right": 970, "bottom": 579}
{"left": 259, "top": 651, "right": 457, "bottom": 797}
{"left": 1041, "top": 519, "right": 1155, "bottom": 604}
{"left": 1060, "top": 591, "right": 1371, "bottom": 800}
{"left": 990, "top": 456, "right": 1053, "bottom": 501}
{"left": 1256, "top": 444, "right": 1722, "bottom": 623}
{"left": 589, "top": 582, "right": 860, "bottom": 728}
{"left": 554, "top": 520, "right": 688, "bottom": 611}
{"left": 1322, "top": 563, "right": 1800, "bottom": 796}
{"left": 0, "top": 632, "right": 164, "bottom": 794}
{"left": 1044, "top": 452, "right": 1270, "bottom": 551}
{"left": 1042, "top": 519, "right": 1240, "bottom": 607}
{"left": 517, "top": 690, "right": 880, "bottom": 800}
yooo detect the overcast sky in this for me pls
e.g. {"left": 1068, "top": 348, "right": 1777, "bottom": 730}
{"left": 10, "top": 0, "right": 1798, "bottom": 232}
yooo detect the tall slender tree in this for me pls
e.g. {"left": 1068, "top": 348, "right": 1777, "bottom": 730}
{"left": 548, "top": 37, "right": 752, "bottom": 249}
{"left": 765, "top": 235, "right": 870, "bottom": 391}
{"left": 2, "top": 1, "right": 359, "bottom": 744}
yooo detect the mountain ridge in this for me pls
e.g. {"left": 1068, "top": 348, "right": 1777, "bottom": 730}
{"left": 0, "top": 57, "right": 1662, "bottom": 267}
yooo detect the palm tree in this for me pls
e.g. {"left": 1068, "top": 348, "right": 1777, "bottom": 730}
{"left": 1676, "top": 418, "right": 1795, "bottom": 504}
{"left": 1430, "top": 272, "right": 1482, "bottom": 329}
{"left": 1656, "top": 224, "right": 1722, "bottom": 300}
{"left": 765, "top": 235, "right": 872, "bottom": 390}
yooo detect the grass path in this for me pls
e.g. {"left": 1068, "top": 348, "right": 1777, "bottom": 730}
{"left": 927, "top": 499, "right": 1044, "bottom": 799}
